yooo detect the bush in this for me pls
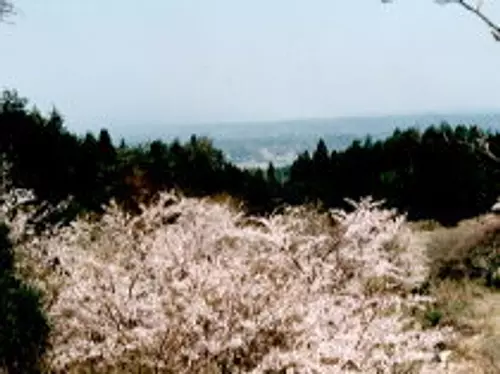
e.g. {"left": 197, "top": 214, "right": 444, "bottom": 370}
{"left": 0, "top": 223, "right": 13, "bottom": 272}
{"left": 15, "top": 194, "right": 453, "bottom": 372}
{"left": 427, "top": 216, "right": 500, "bottom": 288}
{"left": 424, "top": 308, "right": 443, "bottom": 328}
{"left": 0, "top": 222, "right": 49, "bottom": 373}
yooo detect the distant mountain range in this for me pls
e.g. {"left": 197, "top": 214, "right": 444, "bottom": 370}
{"left": 116, "top": 112, "right": 500, "bottom": 168}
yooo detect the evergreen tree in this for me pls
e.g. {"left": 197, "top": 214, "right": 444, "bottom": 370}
{"left": 0, "top": 223, "right": 50, "bottom": 373}
{"left": 97, "top": 128, "right": 116, "bottom": 165}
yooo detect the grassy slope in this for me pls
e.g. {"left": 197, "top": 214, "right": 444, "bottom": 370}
{"left": 412, "top": 215, "right": 500, "bottom": 373}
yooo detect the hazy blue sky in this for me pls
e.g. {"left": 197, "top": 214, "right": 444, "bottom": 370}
{"left": 1, "top": 0, "right": 500, "bottom": 134}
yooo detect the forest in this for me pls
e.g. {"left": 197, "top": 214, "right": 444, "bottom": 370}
{"left": 1, "top": 89, "right": 500, "bottom": 227}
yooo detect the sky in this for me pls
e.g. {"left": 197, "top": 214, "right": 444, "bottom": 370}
{"left": 1, "top": 0, "right": 500, "bottom": 135}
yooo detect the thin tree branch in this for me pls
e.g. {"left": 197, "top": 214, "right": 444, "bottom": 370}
{"left": 475, "top": 136, "right": 500, "bottom": 162}
{"left": 454, "top": 0, "right": 500, "bottom": 36}
{"left": 385, "top": 1, "right": 500, "bottom": 41}
{"left": 440, "top": 130, "right": 500, "bottom": 163}
{"left": 0, "top": 0, "right": 14, "bottom": 22}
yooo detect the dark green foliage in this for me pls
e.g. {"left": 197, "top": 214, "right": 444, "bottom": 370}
{"left": 424, "top": 308, "right": 443, "bottom": 328}
{"left": 2, "top": 88, "right": 500, "bottom": 226}
{"left": 0, "top": 223, "right": 13, "bottom": 272}
{"left": 0, "top": 223, "right": 50, "bottom": 373}
{"left": 286, "top": 125, "right": 500, "bottom": 225}
{"left": 0, "top": 273, "right": 50, "bottom": 373}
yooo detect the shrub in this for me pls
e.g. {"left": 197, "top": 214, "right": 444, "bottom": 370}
{"left": 427, "top": 216, "right": 500, "bottom": 287}
{"left": 0, "top": 223, "right": 13, "bottom": 272}
{"left": 424, "top": 308, "right": 444, "bottom": 328}
{"left": 14, "top": 194, "right": 455, "bottom": 372}
{"left": 0, "top": 222, "right": 50, "bottom": 373}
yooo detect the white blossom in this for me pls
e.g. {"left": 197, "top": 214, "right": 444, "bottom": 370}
{"left": 8, "top": 191, "right": 457, "bottom": 372}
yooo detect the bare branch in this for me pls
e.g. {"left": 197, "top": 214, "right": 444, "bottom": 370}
{"left": 384, "top": 0, "right": 500, "bottom": 41}
{"left": 0, "top": 0, "right": 14, "bottom": 22}
{"left": 452, "top": 0, "right": 500, "bottom": 39}
{"left": 439, "top": 129, "right": 500, "bottom": 163}
{"left": 475, "top": 136, "right": 500, "bottom": 162}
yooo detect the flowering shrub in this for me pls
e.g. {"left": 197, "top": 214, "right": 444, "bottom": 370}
{"left": 11, "top": 192, "right": 457, "bottom": 373}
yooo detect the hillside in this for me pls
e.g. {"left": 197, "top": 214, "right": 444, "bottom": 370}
{"left": 2, "top": 188, "right": 499, "bottom": 373}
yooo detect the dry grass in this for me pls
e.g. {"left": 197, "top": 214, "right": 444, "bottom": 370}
{"left": 419, "top": 215, "right": 500, "bottom": 373}
{"left": 426, "top": 214, "right": 500, "bottom": 286}
{"left": 409, "top": 219, "right": 443, "bottom": 232}
{"left": 205, "top": 192, "right": 245, "bottom": 211}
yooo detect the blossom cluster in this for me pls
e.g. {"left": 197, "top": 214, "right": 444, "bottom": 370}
{"left": 11, "top": 192, "right": 456, "bottom": 373}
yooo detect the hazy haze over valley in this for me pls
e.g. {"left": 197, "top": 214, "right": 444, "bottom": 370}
{"left": 116, "top": 112, "right": 500, "bottom": 168}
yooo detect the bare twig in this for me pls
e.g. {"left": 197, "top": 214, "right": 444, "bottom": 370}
{"left": 454, "top": 0, "right": 500, "bottom": 33}
{"left": 475, "top": 136, "right": 500, "bottom": 162}
{"left": 453, "top": 0, "right": 500, "bottom": 39}
{"left": 384, "top": 0, "right": 500, "bottom": 41}
{"left": 0, "top": 0, "right": 14, "bottom": 22}
{"left": 441, "top": 130, "right": 500, "bottom": 163}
